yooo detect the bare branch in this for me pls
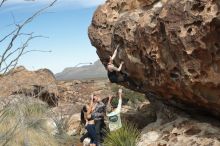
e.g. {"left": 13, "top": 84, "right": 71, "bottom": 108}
{"left": 1, "top": 34, "right": 36, "bottom": 74}
{"left": 0, "top": 25, "right": 23, "bottom": 67}
{"left": 8, "top": 49, "right": 52, "bottom": 73}
{"left": 0, "top": 29, "right": 17, "bottom": 43}
{"left": 22, "top": 49, "right": 52, "bottom": 55}
{"left": 19, "top": 0, "right": 57, "bottom": 28}
{"left": 0, "top": 0, "right": 57, "bottom": 74}
{"left": 1, "top": 33, "right": 34, "bottom": 64}
{"left": 0, "top": 0, "right": 7, "bottom": 7}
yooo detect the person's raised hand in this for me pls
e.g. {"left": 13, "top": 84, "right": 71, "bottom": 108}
{"left": 90, "top": 93, "right": 94, "bottom": 101}
{"left": 118, "top": 88, "right": 122, "bottom": 95}
{"left": 108, "top": 94, "right": 113, "bottom": 100}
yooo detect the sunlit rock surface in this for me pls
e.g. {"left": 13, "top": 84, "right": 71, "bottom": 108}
{"left": 89, "top": 0, "right": 220, "bottom": 117}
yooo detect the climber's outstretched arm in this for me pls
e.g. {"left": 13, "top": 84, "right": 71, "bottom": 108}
{"left": 117, "top": 62, "right": 123, "bottom": 72}
{"left": 110, "top": 45, "right": 119, "bottom": 61}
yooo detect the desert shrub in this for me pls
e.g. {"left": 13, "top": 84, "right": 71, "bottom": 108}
{"left": 0, "top": 97, "right": 72, "bottom": 146}
{"left": 104, "top": 122, "right": 140, "bottom": 146}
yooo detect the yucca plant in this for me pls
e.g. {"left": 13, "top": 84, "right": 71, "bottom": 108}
{"left": 104, "top": 122, "right": 140, "bottom": 146}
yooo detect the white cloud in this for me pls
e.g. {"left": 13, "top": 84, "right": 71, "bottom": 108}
{"left": 4, "top": 0, "right": 106, "bottom": 8}
{"left": 0, "top": 0, "right": 106, "bottom": 14}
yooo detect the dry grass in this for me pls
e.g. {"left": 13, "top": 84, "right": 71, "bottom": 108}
{"left": 0, "top": 97, "right": 73, "bottom": 146}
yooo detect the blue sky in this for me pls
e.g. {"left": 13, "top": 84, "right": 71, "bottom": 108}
{"left": 0, "top": 0, "right": 105, "bottom": 73}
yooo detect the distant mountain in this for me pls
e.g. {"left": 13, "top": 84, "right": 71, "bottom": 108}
{"left": 55, "top": 60, "right": 107, "bottom": 80}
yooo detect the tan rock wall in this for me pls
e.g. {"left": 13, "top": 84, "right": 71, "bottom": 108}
{"left": 89, "top": 0, "right": 220, "bottom": 117}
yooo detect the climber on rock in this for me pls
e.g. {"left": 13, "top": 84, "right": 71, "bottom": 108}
{"left": 107, "top": 45, "right": 122, "bottom": 83}
{"left": 107, "top": 45, "right": 140, "bottom": 89}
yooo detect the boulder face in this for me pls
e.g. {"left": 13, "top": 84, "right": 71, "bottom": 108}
{"left": 0, "top": 66, "right": 59, "bottom": 106}
{"left": 88, "top": 0, "right": 220, "bottom": 117}
{"left": 137, "top": 97, "right": 220, "bottom": 146}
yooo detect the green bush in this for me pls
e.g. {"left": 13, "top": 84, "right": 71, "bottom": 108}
{"left": 104, "top": 122, "right": 140, "bottom": 146}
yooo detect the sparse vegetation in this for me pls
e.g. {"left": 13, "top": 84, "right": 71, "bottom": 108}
{"left": 104, "top": 122, "right": 140, "bottom": 146}
{"left": 0, "top": 97, "right": 73, "bottom": 146}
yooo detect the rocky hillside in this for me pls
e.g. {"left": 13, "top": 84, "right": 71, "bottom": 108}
{"left": 55, "top": 60, "right": 107, "bottom": 80}
{"left": 88, "top": 0, "right": 220, "bottom": 117}
{"left": 1, "top": 67, "right": 220, "bottom": 146}
{"left": 0, "top": 66, "right": 59, "bottom": 106}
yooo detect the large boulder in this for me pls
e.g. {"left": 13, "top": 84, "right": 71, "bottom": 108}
{"left": 0, "top": 66, "right": 59, "bottom": 106}
{"left": 138, "top": 97, "right": 220, "bottom": 146}
{"left": 88, "top": 0, "right": 220, "bottom": 117}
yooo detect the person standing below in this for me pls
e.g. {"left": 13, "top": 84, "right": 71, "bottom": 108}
{"left": 80, "top": 94, "right": 98, "bottom": 146}
{"left": 106, "top": 88, "right": 123, "bottom": 131}
{"left": 91, "top": 93, "right": 106, "bottom": 146}
{"left": 84, "top": 102, "right": 97, "bottom": 146}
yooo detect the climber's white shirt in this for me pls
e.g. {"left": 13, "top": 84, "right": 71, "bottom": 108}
{"left": 107, "top": 98, "right": 122, "bottom": 131}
